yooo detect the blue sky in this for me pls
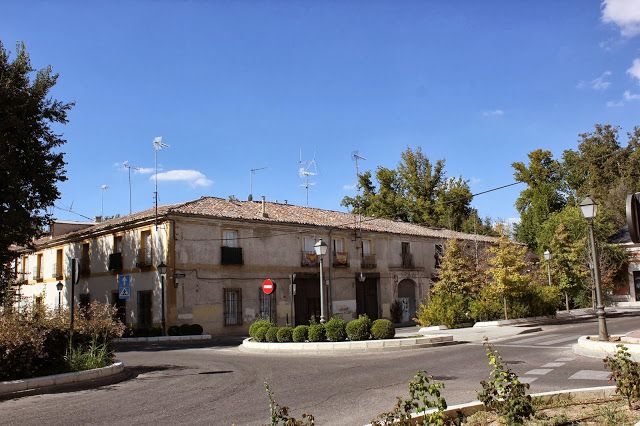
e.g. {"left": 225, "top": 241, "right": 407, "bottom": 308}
{"left": 3, "top": 1, "right": 640, "bottom": 224}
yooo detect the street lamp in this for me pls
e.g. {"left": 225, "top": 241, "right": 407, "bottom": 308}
{"left": 580, "top": 196, "right": 609, "bottom": 341}
{"left": 157, "top": 261, "right": 167, "bottom": 335}
{"left": 314, "top": 239, "right": 328, "bottom": 324}
{"left": 56, "top": 281, "right": 63, "bottom": 312}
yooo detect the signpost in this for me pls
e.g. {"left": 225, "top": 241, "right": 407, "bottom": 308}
{"left": 262, "top": 278, "right": 275, "bottom": 295}
{"left": 70, "top": 258, "right": 81, "bottom": 340}
{"left": 118, "top": 274, "right": 131, "bottom": 300}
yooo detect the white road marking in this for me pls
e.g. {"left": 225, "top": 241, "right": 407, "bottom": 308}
{"left": 520, "top": 377, "right": 538, "bottom": 384}
{"left": 555, "top": 357, "right": 575, "bottom": 362}
{"left": 541, "top": 362, "right": 565, "bottom": 368}
{"left": 568, "top": 370, "right": 611, "bottom": 380}
{"left": 524, "top": 368, "right": 553, "bottom": 375}
{"left": 509, "top": 334, "right": 562, "bottom": 345}
{"left": 537, "top": 335, "right": 580, "bottom": 346}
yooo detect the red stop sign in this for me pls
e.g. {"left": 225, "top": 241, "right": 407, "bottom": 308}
{"left": 262, "top": 279, "right": 275, "bottom": 295}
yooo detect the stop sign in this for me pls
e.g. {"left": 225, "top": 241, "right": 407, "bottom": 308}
{"left": 262, "top": 279, "right": 275, "bottom": 295}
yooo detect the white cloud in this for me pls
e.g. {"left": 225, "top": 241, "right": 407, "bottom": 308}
{"left": 482, "top": 109, "right": 504, "bottom": 117}
{"left": 470, "top": 177, "right": 481, "bottom": 185}
{"left": 624, "top": 90, "right": 640, "bottom": 100}
{"left": 606, "top": 99, "right": 625, "bottom": 107}
{"left": 627, "top": 58, "right": 640, "bottom": 81}
{"left": 602, "top": 0, "right": 640, "bottom": 37}
{"left": 343, "top": 183, "right": 357, "bottom": 191}
{"left": 135, "top": 167, "right": 154, "bottom": 174}
{"left": 577, "top": 71, "right": 612, "bottom": 90}
{"left": 151, "top": 169, "right": 213, "bottom": 188}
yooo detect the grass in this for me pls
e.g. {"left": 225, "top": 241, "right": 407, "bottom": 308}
{"left": 65, "top": 339, "right": 113, "bottom": 372}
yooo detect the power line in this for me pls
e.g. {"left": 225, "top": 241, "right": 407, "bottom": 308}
{"left": 53, "top": 204, "right": 93, "bottom": 221}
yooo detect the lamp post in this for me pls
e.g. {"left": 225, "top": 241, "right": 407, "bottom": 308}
{"left": 56, "top": 281, "right": 63, "bottom": 312}
{"left": 314, "top": 239, "right": 328, "bottom": 324}
{"left": 543, "top": 250, "right": 552, "bottom": 286}
{"left": 580, "top": 196, "right": 609, "bottom": 341}
{"left": 157, "top": 261, "right": 167, "bottom": 335}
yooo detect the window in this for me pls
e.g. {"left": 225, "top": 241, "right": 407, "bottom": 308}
{"left": 109, "top": 235, "right": 124, "bottom": 272}
{"left": 137, "top": 291, "right": 153, "bottom": 328}
{"left": 20, "top": 255, "right": 27, "bottom": 283}
{"left": 54, "top": 249, "right": 63, "bottom": 279}
{"left": 137, "top": 230, "right": 152, "bottom": 267}
{"left": 80, "top": 243, "right": 90, "bottom": 276}
{"left": 36, "top": 253, "right": 43, "bottom": 281}
{"left": 222, "top": 230, "right": 239, "bottom": 248}
{"left": 259, "top": 288, "right": 276, "bottom": 321}
{"left": 362, "top": 239, "right": 372, "bottom": 256}
{"left": 333, "top": 238, "right": 344, "bottom": 253}
{"left": 303, "top": 236, "right": 316, "bottom": 253}
{"left": 434, "top": 244, "right": 444, "bottom": 268}
{"left": 401, "top": 242, "right": 413, "bottom": 268}
{"left": 333, "top": 238, "right": 348, "bottom": 266}
{"left": 223, "top": 288, "right": 242, "bottom": 326}
{"left": 114, "top": 235, "right": 123, "bottom": 253}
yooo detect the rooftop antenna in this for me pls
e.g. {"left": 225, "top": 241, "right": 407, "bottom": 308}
{"left": 153, "top": 136, "right": 169, "bottom": 229}
{"left": 351, "top": 150, "right": 366, "bottom": 181}
{"left": 298, "top": 149, "right": 318, "bottom": 207}
{"left": 123, "top": 161, "right": 141, "bottom": 215}
{"left": 351, "top": 151, "right": 366, "bottom": 231}
{"left": 100, "top": 185, "right": 109, "bottom": 218}
{"left": 249, "top": 166, "right": 267, "bottom": 201}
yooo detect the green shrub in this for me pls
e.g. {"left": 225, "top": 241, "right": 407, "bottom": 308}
{"left": 149, "top": 327, "right": 163, "bottom": 337}
{"left": 276, "top": 327, "right": 293, "bottom": 343}
{"left": 346, "top": 315, "right": 370, "bottom": 341}
{"left": 249, "top": 319, "right": 273, "bottom": 338}
{"left": 168, "top": 325, "right": 180, "bottom": 336}
{"left": 266, "top": 327, "right": 279, "bottom": 343}
{"left": 254, "top": 326, "right": 269, "bottom": 342}
{"left": 292, "top": 325, "right": 309, "bottom": 342}
{"left": 469, "top": 289, "right": 504, "bottom": 322}
{"left": 604, "top": 344, "right": 640, "bottom": 409}
{"left": 307, "top": 323, "right": 326, "bottom": 342}
{"left": 389, "top": 300, "right": 403, "bottom": 324}
{"left": 371, "top": 319, "right": 395, "bottom": 340}
{"left": 65, "top": 338, "right": 112, "bottom": 372}
{"left": 324, "top": 317, "right": 347, "bottom": 342}
{"left": 415, "top": 292, "right": 467, "bottom": 328}
{"left": 179, "top": 324, "right": 191, "bottom": 336}
{"left": 189, "top": 324, "right": 203, "bottom": 335}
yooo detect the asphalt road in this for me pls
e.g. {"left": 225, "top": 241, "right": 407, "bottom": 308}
{"left": 1, "top": 316, "right": 638, "bottom": 426}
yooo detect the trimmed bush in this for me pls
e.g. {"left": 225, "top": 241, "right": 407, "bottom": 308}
{"left": 179, "top": 324, "right": 191, "bottom": 336}
{"left": 292, "top": 325, "right": 309, "bottom": 342}
{"left": 307, "top": 323, "right": 326, "bottom": 342}
{"left": 346, "top": 315, "right": 371, "bottom": 341}
{"left": 276, "top": 327, "right": 293, "bottom": 343}
{"left": 249, "top": 319, "right": 273, "bottom": 338}
{"left": 168, "top": 325, "right": 180, "bottom": 336}
{"left": 254, "top": 326, "right": 269, "bottom": 342}
{"left": 265, "top": 326, "right": 279, "bottom": 343}
{"left": 324, "top": 317, "right": 347, "bottom": 342}
{"left": 189, "top": 324, "right": 203, "bottom": 335}
{"left": 371, "top": 319, "right": 395, "bottom": 340}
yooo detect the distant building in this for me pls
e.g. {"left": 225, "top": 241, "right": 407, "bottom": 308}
{"left": 10, "top": 197, "right": 498, "bottom": 335}
{"left": 610, "top": 226, "right": 640, "bottom": 305}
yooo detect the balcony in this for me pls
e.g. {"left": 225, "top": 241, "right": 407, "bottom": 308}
{"left": 401, "top": 252, "right": 414, "bottom": 269}
{"left": 136, "top": 248, "right": 152, "bottom": 268}
{"left": 51, "top": 263, "right": 63, "bottom": 279}
{"left": 33, "top": 270, "right": 43, "bottom": 282}
{"left": 333, "top": 251, "right": 349, "bottom": 267}
{"left": 301, "top": 251, "right": 318, "bottom": 267}
{"left": 108, "top": 253, "right": 123, "bottom": 272}
{"left": 221, "top": 246, "right": 243, "bottom": 265}
{"left": 361, "top": 254, "right": 377, "bottom": 269}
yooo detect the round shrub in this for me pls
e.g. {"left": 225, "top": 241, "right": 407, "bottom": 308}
{"left": 265, "top": 326, "right": 279, "bottom": 343}
{"left": 254, "top": 325, "right": 269, "bottom": 342}
{"left": 292, "top": 325, "right": 309, "bottom": 342}
{"left": 149, "top": 327, "right": 163, "bottom": 337}
{"left": 307, "top": 323, "right": 326, "bottom": 342}
{"left": 324, "top": 317, "right": 347, "bottom": 342}
{"left": 249, "top": 319, "right": 273, "bottom": 338}
{"left": 179, "top": 324, "right": 191, "bottom": 336}
{"left": 277, "top": 326, "right": 293, "bottom": 343}
{"left": 168, "top": 325, "right": 180, "bottom": 336}
{"left": 189, "top": 324, "right": 203, "bottom": 335}
{"left": 371, "top": 319, "right": 395, "bottom": 340}
{"left": 346, "top": 316, "right": 370, "bottom": 341}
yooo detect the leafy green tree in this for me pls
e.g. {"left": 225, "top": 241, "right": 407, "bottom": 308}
{"left": 0, "top": 42, "right": 72, "bottom": 301}
{"left": 512, "top": 149, "right": 566, "bottom": 250}
{"left": 548, "top": 223, "right": 589, "bottom": 311}
{"left": 485, "top": 234, "right": 530, "bottom": 320}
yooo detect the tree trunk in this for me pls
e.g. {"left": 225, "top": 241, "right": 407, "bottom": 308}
{"left": 503, "top": 296, "right": 508, "bottom": 320}
{"left": 565, "top": 291, "right": 570, "bottom": 312}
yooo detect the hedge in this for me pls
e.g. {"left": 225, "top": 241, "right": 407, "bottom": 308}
{"left": 324, "top": 317, "right": 347, "bottom": 342}
{"left": 371, "top": 319, "right": 395, "bottom": 340}
{"left": 292, "top": 325, "right": 309, "bottom": 342}
{"left": 307, "top": 323, "right": 326, "bottom": 342}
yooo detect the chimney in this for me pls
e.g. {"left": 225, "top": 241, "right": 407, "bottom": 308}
{"left": 261, "top": 196, "right": 268, "bottom": 218}
{"left": 94, "top": 216, "right": 103, "bottom": 223}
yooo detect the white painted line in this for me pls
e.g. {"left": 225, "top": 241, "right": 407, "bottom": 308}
{"left": 509, "top": 333, "right": 561, "bottom": 345}
{"left": 495, "top": 344, "right": 569, "bottom": 350}
{"left": 525, "top": 369, "right": 553, "bottom": 375}
{"left": 555, "top": 357, "right": 575, "bottom": 362}
{"left": 537, "top": 335, "right": 580, "bottom": 346}
{"left": 520, "top": 377, "right": 538, "bottom": 384}
{"left": 542, "top": 362, "right": 565, "bottom": 368}
{"left": 569, "top": 370, "right": 610, "bottom": 380}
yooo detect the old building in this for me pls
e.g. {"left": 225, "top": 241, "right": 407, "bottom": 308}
{"left": 12, "top": 197, "right": 497, "bottom": 335}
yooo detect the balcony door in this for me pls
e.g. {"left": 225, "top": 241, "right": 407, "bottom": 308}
{"left": 293, "top": 275, "right": 321, "bottom": 325}
{"left": 356, "top": 275, "right": 378, "bottom": 320}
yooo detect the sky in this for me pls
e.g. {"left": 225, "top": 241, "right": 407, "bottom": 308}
{"left": 2, "top": 0, "right": 640, "bottom": 225}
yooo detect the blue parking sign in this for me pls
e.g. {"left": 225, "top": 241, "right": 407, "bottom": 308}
{"left": 118, "top": 274, "right": 131, "bottom": 300}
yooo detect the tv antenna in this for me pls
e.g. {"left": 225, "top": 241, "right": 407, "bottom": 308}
{"left": 248, "top": 166, "right": 267, "bottom": 201}
{"left": 351, "top": 151, "right": 366, "bottom": 232}
{"left": 100, "top": 184, "right": 109, "bottom": 218}
{"left": 298, "top": 150, "right": 318, "bottom": 207}
{"left": 351, "top": 151, "right": 366, "bottom": 180}
{"left": 122, "top": 161, "right": 141, "bottom": 214}
{"left": 153, "top": 136, "right": 169, "bottom": 229}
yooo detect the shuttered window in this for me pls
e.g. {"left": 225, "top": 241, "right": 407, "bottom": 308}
{"left": 259, "top": 289, "right": 276, "bottom": 321}
{"left": 224, "top": 288, "right": 242, "bottom": 326}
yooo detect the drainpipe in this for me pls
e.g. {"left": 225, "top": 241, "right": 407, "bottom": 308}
{"left": 328, "top": 229, "right": 333, "bottom": 317}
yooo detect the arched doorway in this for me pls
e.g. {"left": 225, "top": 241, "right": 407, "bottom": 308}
{"left": 397, "top": 279, "right": 416, "bottom": 323}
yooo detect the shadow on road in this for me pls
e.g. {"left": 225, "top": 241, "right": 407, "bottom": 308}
{"left": 114, "top": 336, "right": 245, "bottom": 353}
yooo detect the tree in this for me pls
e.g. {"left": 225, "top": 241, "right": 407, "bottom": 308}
{"left": 549, "top": 223, "right": 589, "bottom": 311}
{"left": 485, "top": 234, "right": 530, "bottom": 320}
{"left": 0, "top": 41, "right": 72, "bottom": 300}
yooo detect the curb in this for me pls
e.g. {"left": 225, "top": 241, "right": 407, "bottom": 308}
{"left": 239, "top": 335, "right": 454, "bottom": 353}
{"left": 573, "top": 335, "right": 640, "bottom": 361}
{"left": 113, "top": 334, "right": 211, "bottom": 343}
{"left": 0, "top": 362, "right": 125, "bottom": 398}
{"left": 364, "top": 385, "right": 617, "bottom": 425}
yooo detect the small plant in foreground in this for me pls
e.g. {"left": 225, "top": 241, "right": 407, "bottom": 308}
{"left": 264, "top": 382, "right": 315, "bottom": 425}
{"left": 346, "top": 315, "right": 371, "bottom": 341}
{"left": 250, "top": 319, "right": 273, "bottom": 338}
{"left": 292, "top": 325, "right": 308, "bottom": 342}
{"left": 604, "top": 343, "right": 640, "bottom": 409}
{"left": 371, "top": 370, "right": 447, "bottom": 425}
{"left": 65, "top": 338, "right": 112, "bottom": 371}
{"left": 277, "top": 327, "right": 293, "bottom": 343}
{"left": 307, "top": 323, "right": 325, "bottom": 342}
{"left": 324, "top": 317, "right": 347, "bottom": 342}
{"left": 266, "top": 327, "right": 280, "bottom": 343}
{"left": 371, "top": 319, "right": 395, "bottom": 340}
{"left": 477, "top": 339, "right": 534, "bottom": 424}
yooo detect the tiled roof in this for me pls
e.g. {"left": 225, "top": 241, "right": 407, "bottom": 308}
{"left": 34, "top": 196, "right": 499, "bottom": 247}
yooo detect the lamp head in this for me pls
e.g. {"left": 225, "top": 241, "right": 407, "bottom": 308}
{"left": 56, "top": 281, "right": 63, "bottom": 292}
{"left": 580, "top": 196, "right": 598, "bottom": 219}
{"left": 157, "top": 261, "right": 167, "bottom": 275}
{"left": 543, "top": 249, "right": 551, "bottom": 261}
{"left": 314, "top": 239, "right": 328, "bottom": 256}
